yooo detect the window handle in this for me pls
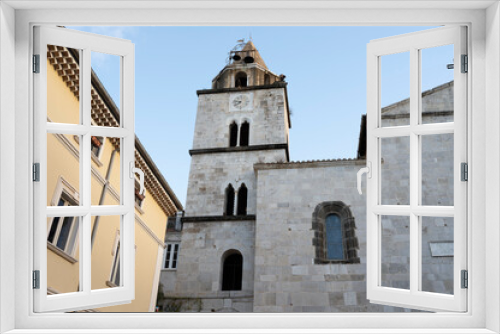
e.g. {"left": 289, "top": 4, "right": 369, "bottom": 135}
{"left": 357, "top": 162, "right": 371, "bottom": 195}
{"left": 130, "top": 162, "right": 145, "bottom": 195}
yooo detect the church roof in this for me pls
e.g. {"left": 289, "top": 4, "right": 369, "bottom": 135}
{"left": 254, "top": 158, "right": 365, "bottom": 171}
{"left": 240, "top": 40, "right": 268, "bottom": 69}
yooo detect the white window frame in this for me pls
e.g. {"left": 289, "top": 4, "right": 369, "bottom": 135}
{"left": 163, "top": 243, "right": 180, "bottom": 270}
{"left": 32, "top": 25, "right": 136, "bottom": 313}
{"left": 365, "top": 26, "right": 467, "bottom": 313}
{"left": 1, "top": 2, "right": 499, "bottom": 334}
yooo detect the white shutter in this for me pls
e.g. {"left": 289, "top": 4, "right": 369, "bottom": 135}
{"left": 364, "top": 26, "right": 467, "bottom": 312}
{"left": 33, "top": 26, "right": 137, "bottom": 312}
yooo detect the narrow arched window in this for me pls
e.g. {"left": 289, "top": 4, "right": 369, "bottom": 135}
{"left": 224, "top": 184, "right": 235, "bottom": 216}
{"left": 235, "top": 72, "right": 247, "bottom": 88}
{"left": 325, "top": 214, "right": 344, "bottom": 260}
{"left": 222, "top": 251, "right": 243, "bottom": 291}
{"left": 312, "top": 201, "right": 359, "bottom": 264}
{"left": 264, "top": 74, "right": 270, "bottom": 85}
{"left": 229, "top": 122, "right": 238, "bottom": 147}
{"left": 237, "top": 183, "right": 248, "bottom": 216}
{"left": 239, "top": 121, "right": 249, "bottom": 147}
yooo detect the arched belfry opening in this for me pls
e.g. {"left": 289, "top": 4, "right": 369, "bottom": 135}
{"left": 264, "top": 74, "right": 270, "bottom": 85}
{"left": 235, "top": 72, "right": 247, "bottom": 88}
{"left": 229, "top": 122, "right": 238, "bottom": 147}
{"left": 224, "top": 184, "right": 235, "bottom": 216}
{"left": 239, "top": 121, "right": 249, "bottom": 147}
{"left": 221, "top": 250, "right": 243, "bottom": 291}
{"left": 237, "top": 183, "right": 248, "bottom": 216}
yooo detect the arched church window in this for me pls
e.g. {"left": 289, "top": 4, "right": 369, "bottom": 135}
{"left": 229, "top": 122, "right": 238, "bottom": 147}
{"left": 264, "top": 74, "right": 270, "bottom": 85}
{"left": 239, "top": 121, "right": 249, "bottom": 147}
{"left": 224, "top": 184, "right": 235, "bottom": 216}
{"left": 312, "top": 201, "right": 360, "bottom": 264}
{"left": 235, "top": 72, "right": 247, "bottom": 88}
{"left": 236, "top": 183, "right": 248, "bottom": 216}
{"left": 221, "top": 251, "right": 243, "bottom": 291}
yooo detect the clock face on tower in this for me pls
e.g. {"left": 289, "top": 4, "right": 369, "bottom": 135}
{"left": 232, "top": 94, "right": 250, "bottom": 109}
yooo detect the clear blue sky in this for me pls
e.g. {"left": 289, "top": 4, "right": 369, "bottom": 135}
{"left": 69, "top": 26, "right": 453, "bottom": 207}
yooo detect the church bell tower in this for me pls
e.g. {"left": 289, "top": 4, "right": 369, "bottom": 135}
{"left": 170, "top": 40, "right": 291, "bottom": 312}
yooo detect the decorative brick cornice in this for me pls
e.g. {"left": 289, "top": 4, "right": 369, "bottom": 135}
{"left": 182, "top": 215, "right": 256, "bottom": 223}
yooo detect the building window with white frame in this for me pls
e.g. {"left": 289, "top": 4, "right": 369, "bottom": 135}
{"left": 135, "top": 179, "right": 145, "bottom": 208}
{"left": 163, "top": 243, "right": 179, "bottom": 269}
{"left": 90, "top": 135, "right": 104, "bottom": 157}
{"left": 47, "top": 192, "right": 79, "bottom": 258}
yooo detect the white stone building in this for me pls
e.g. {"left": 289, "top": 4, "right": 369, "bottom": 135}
{"left": 159, "top": 41, "right": 454, "bottom": 313}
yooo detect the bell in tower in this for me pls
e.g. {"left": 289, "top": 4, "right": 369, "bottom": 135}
{"left": 211, "top": 40, "right": 284, "bottom": 89}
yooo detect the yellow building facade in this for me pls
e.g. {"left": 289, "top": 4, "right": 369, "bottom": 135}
{"left": 45, "top": 45, "right": 182, "bottom": 312}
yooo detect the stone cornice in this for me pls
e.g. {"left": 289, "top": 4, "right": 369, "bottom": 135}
{"left": 189, "top": 143, "right": 289, "bottom": 161}
{"left": 182, "top": 215, "right": 256, "bottom": 223}
{"left": 196, "top": 82, "right": 287, "bottom": 96}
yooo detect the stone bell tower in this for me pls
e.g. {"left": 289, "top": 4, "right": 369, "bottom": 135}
{"left": 166, "top": 40, "right": 291, "bottom": 312}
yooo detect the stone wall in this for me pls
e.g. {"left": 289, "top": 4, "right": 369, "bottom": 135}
{"left": 192, "top": 88, "right": 289, "bottom": 150}
{"left": 184, "top": 150, "right": 287, "bottom": 217}
{"left": 164, "top": 220, "right": 255, "bottom": 312}
{"left": 253, "top": 112, "right": 454, "bottom": 312}
{"left": 159, "top": 231, "right": 182, "bottom": 295}
{"left": 254, "top": 160, "right": 385, "bottom": 312}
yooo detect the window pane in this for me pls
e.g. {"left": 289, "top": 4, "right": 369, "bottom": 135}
{"left": 47, "top": 216, "right": 60, "bottom": 243}
{"left": 56, "top": 216, "right": 75, "bottom": 250}
{"left": 325, "top": 214, "right": 344, "bottom": 260}
{"left": 165, "top": 244, "right": 171, "bottom": 269}
{"left": 91, "top": 51, "right": 121, "bottom": 127}
{"left": 46, "top": 216, "right": 81, "bottom": 294}
{"left": 421, "top": 217, "right": 454, "bottom": 295}
{"left": 380, "top": 52, "right": 410, "bottom": 127}
{"left": 47, "top": 45, "right": 81, "bottom": 124}
{"left": 172, "top": 244, "right": 179, "bottom": 269}
{"left": 381, "top": 136, "right": 410, "bottom": 205}
{"left": 47, "top": 133, "right": 81, "bottom": 206}
{"left": 91, "top": 137, "right": 122, "bottom": 206}
{"left": 91, "top": 215, "right": 122, "bottom": 290}
{"left": 381, "top": 215, "right": 410, "bottom": 290}
{"left": 421, "top": 45, "right": 454, "bottom": 124}
{"left": 421, "top": 133, "right": 454, "bottom": 206}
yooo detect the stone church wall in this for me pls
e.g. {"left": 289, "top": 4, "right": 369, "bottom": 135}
{"left": 254, "top": 111, "right": 454, "bottom": 312}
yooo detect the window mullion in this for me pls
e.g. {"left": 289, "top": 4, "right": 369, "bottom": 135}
{"left": 80, "top": 48, "right": 92, "bottom": 294}
{"left": 409, "top": 47, "right": 420, "bottom": 294}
